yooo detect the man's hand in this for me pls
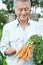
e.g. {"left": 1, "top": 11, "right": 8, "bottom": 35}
{"left": 4, "top": 48, "right": 16, "bottom": 55}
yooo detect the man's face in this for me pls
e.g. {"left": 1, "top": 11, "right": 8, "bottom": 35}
{"left": 15, "top": 1, "right": 30, "bottom": 21}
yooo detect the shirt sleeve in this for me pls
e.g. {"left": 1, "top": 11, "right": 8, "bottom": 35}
{"left": 0, "top": 24, "right": 10, "bottom": 55}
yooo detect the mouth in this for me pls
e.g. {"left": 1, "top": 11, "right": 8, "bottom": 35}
{"left": 21, "top": 15, "right": 27, "bottom": 18}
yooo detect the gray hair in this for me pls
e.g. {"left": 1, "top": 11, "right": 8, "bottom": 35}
{"left": 13, "top": 0, "right": 31, "bottom": 10}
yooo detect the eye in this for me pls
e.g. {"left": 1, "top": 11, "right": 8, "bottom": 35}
{"left": 17, "top": 8, "right": 29, "bottom": 12}
{"left": 24, "top": 8, "right": 29, "bottom": 11}
{"left": 18, "top": 8, "right": 23, "bottom": 12}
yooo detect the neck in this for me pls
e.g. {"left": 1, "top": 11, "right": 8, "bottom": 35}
{"left": 18, "top": 19, "right": 28, "bottom": 29}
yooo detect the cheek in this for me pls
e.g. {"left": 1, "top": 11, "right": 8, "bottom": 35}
{"left": 23, "top": 12, "right": 29, "bottom": 17}
{"left": 27, "top": 11, "right": 30, "bottom": 14}
{"left": 27, "top": 11, "right": 30, "bottom": 16}
{"left": 16, "top": 11, "right": 21, "bottom": 17}
{"left": 15, "top": 9, "right": 20, "bottom": 16}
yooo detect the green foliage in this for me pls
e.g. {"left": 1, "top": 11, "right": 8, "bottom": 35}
{"left": 3, "top": 60, "right": 7, "bottom": 65}
{"left": 33, "top": 41, "right": 43, "bottom": 65}
{"left": 2, "top": 0, "right": 14, "bottom": 13}
{"left": 0, "top": 52, "right": 7, "bottom": 65}
{"left": 25, "top": 34, "right": 43, "bottom": 65}
{"left": 25, "top": 34, "right": 42, "bottom": 44}
{"left": 0, "top": 9, "right": 8, "bottom": 14}
{"left": 0, "top": 29, "right": 2, "bottom": 40}
{"left": 30, "top": 0, "right": 39, "bottom": 7}
{"left": 40, "top": 1, "right": 43, "bottom": 7}
{"left": 2, "top": 0, "right": 8, "bottom": 4}
{"left": 30, "top": 0, "right": 43, "bottom": 8}
{"left": 0, "top": 12, "right": 7, "bottom": 29}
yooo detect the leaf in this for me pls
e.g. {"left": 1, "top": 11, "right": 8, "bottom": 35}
{"left": 25, "top": 34, "right": 43, "bottom": 65}
{"left": 0, "top": 52, "right": 7, "bottom": 65}
{"left": 3, "top": 60, "right": 7, "bottom": 65}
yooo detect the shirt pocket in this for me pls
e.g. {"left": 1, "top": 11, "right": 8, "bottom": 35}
{"left": 14, "top": 36, "right": 24, "bottom": 50}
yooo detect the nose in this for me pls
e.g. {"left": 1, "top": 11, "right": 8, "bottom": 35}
{"left": 22, "top": 9, "right": 26, "bottom": 15}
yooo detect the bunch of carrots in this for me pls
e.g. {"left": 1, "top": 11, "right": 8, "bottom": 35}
{"left": 16, "top": 42, "right": 33, "bottom": 62}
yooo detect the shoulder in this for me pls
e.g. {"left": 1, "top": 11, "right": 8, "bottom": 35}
{"left": 3, "top": 19, "right": 17, "bottom": 29}
{"left": 29, "top": 19, "right": 41, "bottom": 27}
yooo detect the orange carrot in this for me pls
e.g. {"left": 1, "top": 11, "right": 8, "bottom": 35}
{"left": 27, "top": 48, "right": 31, "bottom": 59}
{"left": 16, "top": 46, "right": 23, "bottom": 55}
{"left": 18, "top": 44, "right": 28, "bottom": 58}
{"left": 16, "top": 44, "right": 32, "bottom": 62}
{"left": 27, "top": 44, "right": 32, "bottom": 59}
{"left": 21, "top": 45, "right": 29, "bottom": 60}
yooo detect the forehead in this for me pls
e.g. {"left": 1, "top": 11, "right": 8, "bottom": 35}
{"left": 15, "top": 1, "right": 29, "bottom": 8}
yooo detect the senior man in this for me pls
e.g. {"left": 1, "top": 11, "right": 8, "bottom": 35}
{"left": 0, "top": 0, "right": 42, "bottom": 65}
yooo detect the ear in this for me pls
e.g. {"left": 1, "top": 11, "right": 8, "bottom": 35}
{"left": 14, "top": 8, "right": 16, "bottom": 13}
{"left": 14, "top": 8, "right": 17, "bottom": 15}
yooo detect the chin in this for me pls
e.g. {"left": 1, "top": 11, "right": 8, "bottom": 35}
{"left": 21, "top": 18, "right": 27, "bottom": 21}
{"left": 21, "top": 17, "right": 27, "bottom": 19}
